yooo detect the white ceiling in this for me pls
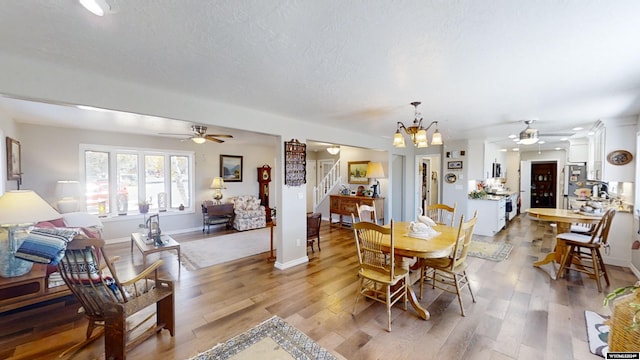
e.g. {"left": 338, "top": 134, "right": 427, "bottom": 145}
{"left": 1, "top": 1, "right": 640, "bottom": 151}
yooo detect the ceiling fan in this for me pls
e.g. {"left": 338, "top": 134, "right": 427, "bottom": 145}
{"left": 160, "top": 125, "right": 233, "bottom": 144}
{"left": 518, "top": 120, "right": 575, "bottom": 145}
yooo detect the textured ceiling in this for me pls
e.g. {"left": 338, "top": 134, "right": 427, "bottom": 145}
{"left": 1, "top": 0, "right": 640, "bottom": 151}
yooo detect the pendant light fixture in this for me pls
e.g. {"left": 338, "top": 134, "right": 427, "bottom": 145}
{"left": 393, "top": 101, "right": 443, "bottom": 148}
{"left": 326, "top": 145, "right": 340, "bottom": 155}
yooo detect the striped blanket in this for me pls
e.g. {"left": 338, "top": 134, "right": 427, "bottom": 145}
{"left": 15, "top": 227, "right": 81, "bottom": 265}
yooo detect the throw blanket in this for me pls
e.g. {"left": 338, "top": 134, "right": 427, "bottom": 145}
{"left": 15, "top": 227, "right": 81, "bottom": 265}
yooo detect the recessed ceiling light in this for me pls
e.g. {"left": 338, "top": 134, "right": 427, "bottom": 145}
{"left": 560, "top": 137, "right": 568, "bottom": 141}
{"left": 79, "top": 0, "right": 110, "bottom": 16}
{"left": 512, "top": 148, "right": 519, "bottom": 151}
{"left": 555, "top": 147, "right": 562, "bottom": 150}
{"left": 500, "top": 148, "right": 507, "bottom": 152}
{"left": 572, "top": 127, "right": 583, "bottom": 131}
{"left": 537, "top": 140, "right": 545, "bottom": 144}
{"left": 508, "top": 134, "right": 517, "bottom": 139}
{"left": 587, "top": 131, "right": 595, "bottom": 135}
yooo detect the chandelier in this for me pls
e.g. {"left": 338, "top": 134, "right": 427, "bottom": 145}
{"left": 393, "top": 101, "right": 443, "bottom": 148}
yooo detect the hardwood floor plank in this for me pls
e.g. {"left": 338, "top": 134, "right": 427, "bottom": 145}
{"left": 0, "top": 215, "right": 637, "bottom": 359}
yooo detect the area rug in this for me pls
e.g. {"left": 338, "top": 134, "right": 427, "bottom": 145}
{"left": 585, "top": 310, "right": 609, "bottom": 358}
{"left": 187, "top": 316, "right": 337, "bottom": 360}
{"left": 181, "top": 227, "right": 272, "bottom": 270}
{"left": 467, "top": 239, "right": 513, "bottom": 262}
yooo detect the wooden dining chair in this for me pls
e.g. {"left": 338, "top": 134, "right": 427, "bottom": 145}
{"left": 356, "top": 203, "right": 378, "bottom": 224}
{"left": 57, "top": 237, "right": 175, "bottom": 359}
{"left": 425, "top": 202, "right": 457, "bottom": 227}
{"left": 351, "top": 215, "right": 408, "bottom": 331}
{"left": 306, "top": 212, "right": 322, "bottom": 252}
{"left": 420, "top": 210, "right": 478, "bottom": 316}
{"left": 556, "top": 208, "right": 616, "bottom": 292}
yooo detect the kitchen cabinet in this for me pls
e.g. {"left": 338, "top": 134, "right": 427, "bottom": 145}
{"left": 588, "top": 124, "right": 605, "bottom": 180}
{"left": 468, "top": 198, "right": 506, "bottom": 236}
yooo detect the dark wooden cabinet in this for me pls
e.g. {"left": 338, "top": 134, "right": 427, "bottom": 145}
{"left": 329, "top": 195, "right": 384, "bottom": 227}
{"left": 531, "top": 162, "right": 557, "bottom": 208}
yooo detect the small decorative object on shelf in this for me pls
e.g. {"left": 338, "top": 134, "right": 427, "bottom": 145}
{"left": 145, "top": 214, "right": 162, "bottom": 246}
{"left": 117, "top": 190, "right": 128, "bottom": 215}
{"left": 138, "top": 199, "right": 150, "bottom": 214}
{"left": 284, "top": 139, "right": 306, "bottom": 186}
{"left": 157, "top": 192, "right": 167, "bottom": 212}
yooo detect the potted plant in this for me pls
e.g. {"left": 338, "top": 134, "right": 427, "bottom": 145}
{"left": 603, "top": 281, "right": 640, "bottom": 352}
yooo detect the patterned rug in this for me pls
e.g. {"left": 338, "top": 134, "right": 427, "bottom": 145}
{"left": 187, "top": 316, "right": 337, "bottom": 360}
{"left": 585, "top": 310, "right": 609, "bottom": 358}
{"left": 468, "top": 239, "right": 513, "bottom": 262}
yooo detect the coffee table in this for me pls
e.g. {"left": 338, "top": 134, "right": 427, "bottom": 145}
{"left": 130, "top": 232, "right": 181, "bottom": 272}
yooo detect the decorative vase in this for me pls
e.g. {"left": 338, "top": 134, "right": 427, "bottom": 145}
{"left": 0, "top": 227, "right": 33, "bottom": 278}
{"left": 138, "top": 203, "right": 149, "bottom": 214}
{"left": 158, "top": 192, "right": 167, "bottom": 212}
{"left": 117, "top": 193, "right": 128, "bottom": 215}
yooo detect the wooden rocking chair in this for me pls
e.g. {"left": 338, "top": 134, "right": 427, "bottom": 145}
{"left": 57, "top": 237, "right": 174, "bottom": 359}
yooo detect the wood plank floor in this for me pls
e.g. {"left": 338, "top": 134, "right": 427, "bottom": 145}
{"left": 1, "top": 214, "right": 637, "bottom": 360}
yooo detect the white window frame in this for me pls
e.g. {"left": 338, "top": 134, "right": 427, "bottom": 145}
{"left": 79, "top": 144, "right": 195, "bottom": 216}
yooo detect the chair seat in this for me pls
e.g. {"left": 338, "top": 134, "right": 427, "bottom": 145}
{"left": 557, "top": 232, "right": 602, "bottom": 246}
{"left": 359, "top": 267, "right": 408, "bottom": 285}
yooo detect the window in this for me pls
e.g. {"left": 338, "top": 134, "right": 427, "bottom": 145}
{"left": 82, "top": 145, "right": 194, "bottom": 216}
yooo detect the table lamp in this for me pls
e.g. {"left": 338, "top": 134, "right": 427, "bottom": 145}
{"left": 55, "top": 180, "right": 80, "bottom": 213}
{"left": 366, "top": 162, "right": 385, "bottom": 198}
{"left": 0, "top": 190, "right": 61, "bottom": 277}
{"left": 210, "top": 177, "right": 226, "bottom": 204}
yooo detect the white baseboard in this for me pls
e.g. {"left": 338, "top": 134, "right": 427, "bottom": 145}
{"left": 274, "top": 256, "right": 309, "bottom": 270}
{"left": 104, "top": 226, "right": 203, "bottom": 244}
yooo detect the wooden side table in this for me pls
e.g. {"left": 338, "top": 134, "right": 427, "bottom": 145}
{"left": 0, "top": 264, "right": 71, "bottom": 313}
{"left": 131, "top": 232, "right": 181, "bottom": 274}
{"left": 202, "top": 203, "right": 235, "bottom": 233}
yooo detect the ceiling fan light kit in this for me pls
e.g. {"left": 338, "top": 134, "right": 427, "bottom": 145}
{"left": 393, "top": 101, "right": 443, "bottom": 148}
{"left": 518, "top": 120, "right": 539, "bottom": 145}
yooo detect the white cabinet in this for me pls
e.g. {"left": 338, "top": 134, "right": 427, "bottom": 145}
{"left": 568, "top": 138, "right": 588, "bottom": 163}
{"left": 588, "top": 125, "right": 605, "bottom": 180}
{"left": 507, "top": 193, "right": 519, "bottom": 221}
{"left": 468, "top": 198, "right": 506, "bottom": 236}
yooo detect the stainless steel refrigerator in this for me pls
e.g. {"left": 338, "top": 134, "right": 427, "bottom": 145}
{"left": 563, "top": 163, "right": 587, "bottom": 208}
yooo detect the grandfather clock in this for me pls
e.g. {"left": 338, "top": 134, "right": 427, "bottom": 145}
{"left": 258, "top": 165, "right": 272, "bottom": 223}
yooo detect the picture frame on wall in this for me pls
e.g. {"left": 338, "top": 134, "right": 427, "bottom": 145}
{"left": 348, "top": 161, "right": 369, "bottom": 184}
{"left": 220, "top": 154, "right": 243, "bottom": 182}
{"left": 6, "top": 137, "right": 21, "bottom": 181}
{"left": 447, "top": 161, "right": 463, "bottom": 170}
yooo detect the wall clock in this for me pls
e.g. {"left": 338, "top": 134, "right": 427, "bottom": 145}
{"left": 606, "top": 150, "right": 633, "bottom": 166}
{"left": 445, "top": 173, "right": 457, "bottom": 183}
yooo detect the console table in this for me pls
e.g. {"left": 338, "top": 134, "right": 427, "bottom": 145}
{"left": 202, "top": 203, "right": 234, "bottom": 233}
{"left": 329, "top": 195, "right": 384, "bottom": 227}
{"left": 0, "top": 264, "right": 70, "bottom": 313}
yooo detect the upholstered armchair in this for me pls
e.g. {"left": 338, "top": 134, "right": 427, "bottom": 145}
{"left": 231, "top": 195, "right": 266, "bottom": 231}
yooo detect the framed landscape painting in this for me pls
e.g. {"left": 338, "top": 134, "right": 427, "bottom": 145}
{"left": 348, "top": 161, "right": 369, "bottom": 184}
{"left": 220, "top": 155, "right": 243, "bottom": 182}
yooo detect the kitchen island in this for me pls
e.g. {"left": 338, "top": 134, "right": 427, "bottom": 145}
{"left": 468, "top": 191, "right": 519, "bottom": 236}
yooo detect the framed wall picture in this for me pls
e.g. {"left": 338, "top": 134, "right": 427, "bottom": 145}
{"left": 220, "top": 154, "right": 243, "bottom": 182}
{"left": 348, "top": 161, "right": 369, "bottom": 184}
{"left": 6, "top": 137, "right": 21, "bottom": 181}
{"left": 447, "top": 161, "right": 463, "bottom": 170}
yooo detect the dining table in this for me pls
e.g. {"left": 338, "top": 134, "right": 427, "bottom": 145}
{"left": 379, "top": 221, "right": 458, "bottom": 321}
{"left": 525, "top": 208, "right": 603, "bottom": 273}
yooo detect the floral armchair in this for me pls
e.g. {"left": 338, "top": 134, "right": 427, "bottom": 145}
{"left": 231, "top": 195, "right": 266, "bottom": 231}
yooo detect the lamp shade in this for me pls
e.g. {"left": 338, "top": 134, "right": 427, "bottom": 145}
{"left": 366, "top": 162, "right": 385, "bottom": 179}
{"left": 0, "top": 190, "right": 60, "bottom": 225}
{"left": 210, "top": 177, "right": 225, "bottom": 189}
{"left": 56, "top": 180, "right": 79, "bottom": 199}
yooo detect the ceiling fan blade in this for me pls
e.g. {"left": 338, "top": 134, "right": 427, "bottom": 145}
{"left": 205, "top": 134, "right": 233, "bottom": 138}
{"left": 538, "top": 132, "right": 575, "bottom": 137}
{"left": 159, "top": 132, "right": 194, "bottom": 136}
{"left": 204, "top": 135, "right": 225, "bottom": 143}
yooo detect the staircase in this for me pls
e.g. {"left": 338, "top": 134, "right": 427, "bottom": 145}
{"left": 313, "top": 159, "right": 341, "bottom": 210}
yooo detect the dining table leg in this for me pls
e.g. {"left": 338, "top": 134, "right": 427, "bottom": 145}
{"left": 399, "top": 256, "right": 430, "bottom": 320}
